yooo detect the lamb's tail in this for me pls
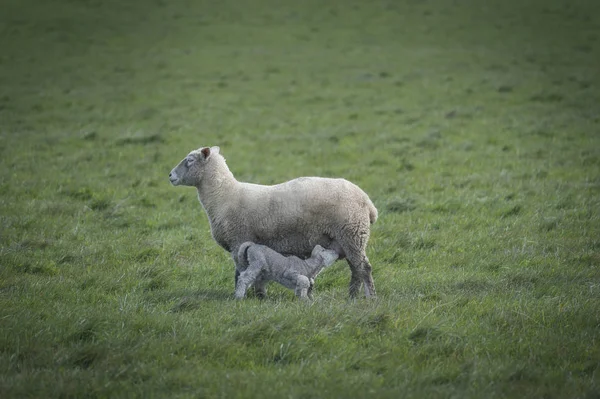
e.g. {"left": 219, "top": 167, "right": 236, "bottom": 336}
{"left": 366, "top": 197, "right": 378, "bottom": 224}
{"left": 237, "top": 241, "right": 253, "bottom": 270}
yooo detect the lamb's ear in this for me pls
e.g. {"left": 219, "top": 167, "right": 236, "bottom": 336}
{"left": 211, "top": 146, "right": 220, "bottom": 155}
{"left": 311, "top": 245, "right": 323, "bottom": 258}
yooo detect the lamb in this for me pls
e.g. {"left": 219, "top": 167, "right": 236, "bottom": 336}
{"left": 169, "top": 146, "right": 378, "bottom": 298}
{"left": 235, "top": 242, "right": 339, "bottom": 300}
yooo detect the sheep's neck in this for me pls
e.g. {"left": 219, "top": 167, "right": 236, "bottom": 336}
{"left": 196, "top": 172, "right": 237, "bottom": 221}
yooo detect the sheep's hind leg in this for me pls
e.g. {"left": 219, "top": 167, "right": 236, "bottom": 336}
{"left": 341, "top": 221, "right": 376, "bottom": 298}
{"left": 347, "top": 262, "right": 362, "bottom": 298}
{"left": 345, "top": 248, "right": 376, "bottom": 299}
{"left": 360, "top": 255, "right": 376, "bottom": 298}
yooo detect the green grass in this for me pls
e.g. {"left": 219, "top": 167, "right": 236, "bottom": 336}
{"left": 1, "top": 0, "right": 599, "bottom": 397}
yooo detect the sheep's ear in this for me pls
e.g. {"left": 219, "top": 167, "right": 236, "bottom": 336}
{"left": 211, "top": 146, "right": 220, "bottom": 155}
{"left": 200, "top": 147, "right": 211, "bottom": 159}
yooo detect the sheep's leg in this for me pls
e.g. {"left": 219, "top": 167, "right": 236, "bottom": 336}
{"left": 345, "top": 254, "right": 376, "bottom": 298}
{"left": 338, "top": 218, "right": 376, "bottom": 299}
{"left": 361, "top": 256, "right": 376, "bottom": 298}
{"left": 340, "top": 244, "right": 364, "bottom": 298}
{"left": 347, "top": 263, "right": 362, "bottom": 298}
{"left": 343, "top": 234, "right": 376, "bottom": 298}
{"left": 295, "top": 276, "right": 311, "bottom": 300}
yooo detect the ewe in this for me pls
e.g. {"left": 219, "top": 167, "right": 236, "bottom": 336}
{"left": 169, "top": 146, "right": 378, "bottom": 298}
{"left": 235, "top": 242, "right": 339, "bottom": 300}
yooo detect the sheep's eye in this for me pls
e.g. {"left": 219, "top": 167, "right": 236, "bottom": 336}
{"left": 186, "top": 157, "right": 194, "bottom": 165}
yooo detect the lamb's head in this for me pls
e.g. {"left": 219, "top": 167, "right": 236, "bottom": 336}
{"left": 311, "top": 245, "right": 339, "bottom": 267}
{"left": 169, "top": 146, "right": 220, "bottom": 187}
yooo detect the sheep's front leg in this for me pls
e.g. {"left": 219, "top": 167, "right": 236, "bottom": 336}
{"left": 294, "top": 276, "right": 311, "bottom": 300}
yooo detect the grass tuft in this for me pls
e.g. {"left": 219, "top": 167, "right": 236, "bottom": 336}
{"left": 500, "top": 204, "right": 522, "bottom": 218}
{"left": 116, "top": 133, "right": 164, "bottom": 145}
{"left": 90, "top": 197, "right": 112, "bottom": 211}
{"left": 68, "top": 346, "right": 106, "bottom": 369}
{"left": 386, "top": 198, "right": 417, "bottom": 213}
{"left": 408, "top": 327, "right": 442, "bottom": 345}
{"left": 135, "top": 248, "right": 161, "bottom": 262}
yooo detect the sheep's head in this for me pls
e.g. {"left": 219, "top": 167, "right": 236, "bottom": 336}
{"left": 311, "top": 245, "right": 339, "bottom": 267}
{"left": 169, "top": 146, "right": 220, "bottom": 187}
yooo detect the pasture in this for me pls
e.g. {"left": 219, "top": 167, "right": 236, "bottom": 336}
{"left": 1, "top": 0, "right": 599, "bottom": 397}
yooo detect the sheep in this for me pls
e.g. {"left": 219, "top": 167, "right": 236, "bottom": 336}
{"left": 169, "top": 146, "right": 378, "bottom": 298}
{"left": 235, "top": 242, "right": 339, "bottom": 300}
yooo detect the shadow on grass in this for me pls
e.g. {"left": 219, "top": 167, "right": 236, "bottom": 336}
{"left": 140, "top": 287, "right": 233, "bottom": 312}
{"left": 161, "top": 289, "right": 233, "bottom": 313}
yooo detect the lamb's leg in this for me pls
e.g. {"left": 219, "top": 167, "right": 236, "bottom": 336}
{"left": 234, "top": 271, "right": 251, "bottom": 299}
{"left": 232, "top": 250, "right": 242, "bottom": 293}
{"left": 253, "top": 276, "right": 268, "bottom": 299}
{"left": 235, "top": 264, "right": 262, "bottom": 299}
{"left": 295, "top": 276, "right": 311, "bottom": 300}
{"left": 307, "top": 278, "right": 315, "bottom": 300}
{"left": 233, "top": 246, "right": 267, "bottom": 298}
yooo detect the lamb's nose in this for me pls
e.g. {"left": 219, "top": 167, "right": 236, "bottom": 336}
{"left": 169, "top": 172, "right": 172, "bottom": 178}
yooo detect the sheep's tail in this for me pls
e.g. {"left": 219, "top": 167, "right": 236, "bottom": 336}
{"left": 366, "top": 197, "right": 378, "bottom": 224}
{"left": 237, "top": 241, "right": 253, "bottom": 270}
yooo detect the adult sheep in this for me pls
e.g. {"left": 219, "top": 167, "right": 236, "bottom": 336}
{"left": 169, "top": 146, "right": 378, "bottom": 298}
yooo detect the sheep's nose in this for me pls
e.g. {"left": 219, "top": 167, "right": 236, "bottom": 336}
{"left": 169, "top": 172, "right": 172, "bottom": 178}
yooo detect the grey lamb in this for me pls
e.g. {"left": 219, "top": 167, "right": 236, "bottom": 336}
{"left": 235, "top": 242, "right": 339, "bottom": 300}
{"left": 169, "top": 146, "right": 378, "bottom": 298}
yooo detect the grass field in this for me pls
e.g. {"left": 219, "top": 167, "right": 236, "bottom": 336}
{"left": 1, "top": 0, "right": 599, "bottom": 397}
